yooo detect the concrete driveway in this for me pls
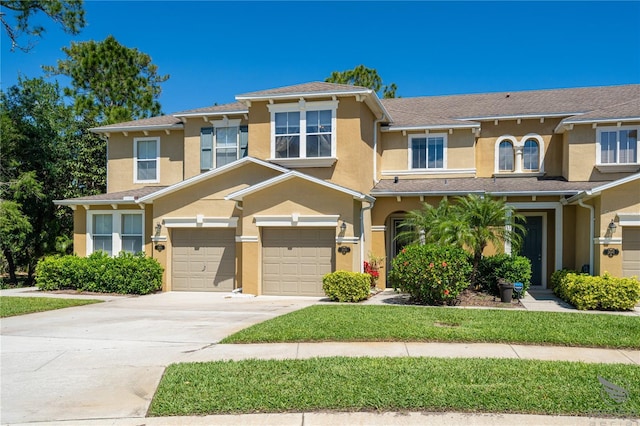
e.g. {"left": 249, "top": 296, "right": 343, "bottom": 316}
{"left": 1, "top": 289, "right": 321, "bottom": 424}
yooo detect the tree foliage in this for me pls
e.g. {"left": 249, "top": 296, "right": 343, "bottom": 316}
{"left": 0, "top": 77, "right": 103, "bottom": 283}
{"left": 0, "top": 0, "right": 86, "bottom": 52}
{"left": 326, "top": 64, "right": 398, "bottom": 98}
{"left": 43, "top": 35, "right": 170, "bottom": 124}
{"left": 399, "top": 195, "right": 526, "bottom": 287}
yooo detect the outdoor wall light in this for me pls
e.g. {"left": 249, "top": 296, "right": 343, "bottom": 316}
{"left": 155, "top": 223, "right": 162, "bottom": 235}
{"left": 608, "top": 219, "right": 617, "bottom": 233}
{"left": 340, "top": 221, "right": 347, "bottom": 232}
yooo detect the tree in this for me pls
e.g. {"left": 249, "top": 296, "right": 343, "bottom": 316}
{"left": 399, "top": 194, "right": 526, "bottom": 288}
{"left": 0, "top": 200, "right": 32, "bottom": 284}
{"left": 0, "top": 0, "right": 86, "bottom": 52}
{"left": 326, "top": 64, "right": 398, "bottom": 98}
{"left": 43, "top": 35, "right": 170, "bottom": 124}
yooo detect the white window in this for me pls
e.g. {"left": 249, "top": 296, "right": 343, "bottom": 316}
{"left": 409, "top": 133, "right": 446, "bottom": 169}
{"left": 200, "top": 121, "right": 248, "bottom": 170}
{"left": 494, "top": 134, "right": 544, "bottom": 174}
{"left": 597, "top": 127, "right": 638, "bottom": 165}
{"left": 268, "top": 100, "right": 337, "bottom": 166}
{"left": 87, "top": 211, "right": 144, "bottom": 256}
{"left": 134, "top": 137, "right": 159, "bottom": 183}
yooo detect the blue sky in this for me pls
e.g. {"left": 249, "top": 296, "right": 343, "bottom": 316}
{"left": 2, "top": 1, "right": 639, "bottom": 115}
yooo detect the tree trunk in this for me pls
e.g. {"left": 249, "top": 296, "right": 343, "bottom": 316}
{"left": 26, "top": 261, "right": 35, "bottom": 286}
{"left": 3, "top": 248, "right": 18, "bottom": 285}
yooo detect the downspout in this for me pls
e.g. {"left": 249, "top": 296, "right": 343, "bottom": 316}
{"left": 372, "top": 114, "right": 386, "bottom": 185}
{"left": 360, "top": 199, "right": 375, "bottom": 272}
{"left": 577, "top": 199, "right": 594, "bottom": 275}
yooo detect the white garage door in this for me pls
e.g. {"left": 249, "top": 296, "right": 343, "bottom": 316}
{"left": 172, "top": 229, "right": 236, "bottom": 291}
{"left": 262, "top": 228, "right": 335, "bottom": 296}
{"left": 622, "top": 227, "right": 640, "bottom": 278}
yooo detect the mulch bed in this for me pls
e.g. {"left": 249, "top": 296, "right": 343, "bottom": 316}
{"left": 376, "top": 288, "right": 524, "bottom": 308}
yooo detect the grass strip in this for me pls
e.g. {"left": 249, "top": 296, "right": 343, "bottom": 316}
{"left": 0, "top": 296, "right": 102, "bottom": 317}
{"left": 221, "top": 305, "right": 640, "bottom": 349}
{"left": 149, "top": 357, "right": 639, "bottom": 417}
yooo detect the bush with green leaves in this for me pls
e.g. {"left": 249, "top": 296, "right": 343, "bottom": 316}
{"left": 553, "top": 272, "right": 640, "bottom": 311}
{"left": 477, "top": 254, "right": 532, "bottom": 298}
{"left": 322, "top": 271, "right": 371, "bottom": 302}
{"left": 389, "top": 244, "right": 472, "bottom": 305}
{"left": 35, "top": 252, "right": 163, "bottom": 295}
{"left": 549, "top": 269, "right": 577, "bottom": 296}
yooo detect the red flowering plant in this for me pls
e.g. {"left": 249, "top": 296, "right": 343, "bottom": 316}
{"left": 388, "top": 244, "right": 472, "bottom": 305}
{"left": 363, "top": 255, "right": 383, "bottom": 287}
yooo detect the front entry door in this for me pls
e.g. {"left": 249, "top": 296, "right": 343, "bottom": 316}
{"left": 519, "top": 216, "right": 543, "bottom": 286}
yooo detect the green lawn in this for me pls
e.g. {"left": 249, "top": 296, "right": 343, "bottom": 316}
{"left": 221, "top": 305, "right": 640, "bottom": 349}
{"left": 149, "top": 357, "right": 640, "bottom": 417}
{"left": 0, "top": 296, "right": 102, "bottom": 317}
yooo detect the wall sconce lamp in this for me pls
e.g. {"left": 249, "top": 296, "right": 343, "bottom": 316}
{"left": 608, "top": 219, "right": 617, "bottom": 233}
{"left": 155, "top": 223, "right": 162, "bottom": 235}
{"left": 340, "top": 221, "right": 347, "bottom": 232}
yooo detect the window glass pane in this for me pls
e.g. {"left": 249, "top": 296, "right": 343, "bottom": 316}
{"left": 523, "top": 139, "right": 539, "bottom": 170}
{"left": 216, "top": 148, "right": 238, "bottom": 167}
{"left": 93, "top": 236, "right": 113, "bottom": 256}
{"left": 137, "top": 140, "right": 157, "bottom": 160}
{"left": 319, "top": 110, "right": 332, "bottom": 131}
{"left": 499, "top": 141, "right": 514, "bottom": 171}
{"left": 275, "top": 112, "right": 300, "bottom": 135}
{"left": 93, "top": 214, "right": 112, "bottom": 235}
{"left": 306, "top": 110, "right": 319, "bottom": 133}
{"left": 306, "top": 134, "right": 332, "bottom": 157}
{"left": 427, "top": 137, "right": 443, "bottom": 168}
{"left": 216, "top": 127, "right": 238, "bottom": 147}
{"left": 122, "top": 236, "right": 142, "bottom": 254}
{"left": 200, "top": 128, "right": 213, "bottom": 170}
{"left": 411, "top": 138, "right": 427, "bottom": 169}
{"left": 122, "top": 214, "right": 142, "bottom": 235}
{"left": 239, "top": 126, "right": 248, "bottom": 158}
{"left": 600, "top": 131, "right": 616, "bottom": 164}
{"left": 619, "top": 130, "right": 637, "bottom": 163}
{"left": 275, "top": 135, "right": 300, "bottom": 158}
{"left": 137, "top": 160, "right": 157, "bottom": 181}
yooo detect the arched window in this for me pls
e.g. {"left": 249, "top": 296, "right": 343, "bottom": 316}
{"left": 523, "top": 139, "right": 539, "bottom": 171}
{"left": 498, "top": 141, "right": 514, "bottom": 171}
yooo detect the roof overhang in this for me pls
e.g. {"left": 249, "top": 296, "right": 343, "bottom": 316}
{"left": 371, "top": 190, "right": 578, "bottom": 197}
{"left": 566, "top": 173, "right": 640, "bottom": 203}
{"left": 460, "top": 112, "right": 580, "bottom": 122}
{"left": 225, "top": 170, "right": 375, "bottom": 203}
{"left": 90, "top": 123, "right": 183, "bottom": 134}
{"left": 172, "top": 109, "right": 249, "bottom": 120}
{"left": 382, "top": 122, "right": 481, "bottom": 132}
{"left": 136, "top": 157, "right": 289, "bottom": 203}
{"left": 555, "top": 117, "right": 640, "bottom": 133}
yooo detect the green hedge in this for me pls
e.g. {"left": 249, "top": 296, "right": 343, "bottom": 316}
{"left": 388, "top": 244, "right": 472, "bottom": 305}
{"left": 322, "top": 271, "right": 371, "bottom": 302}
{"left": 36, "top": 252, "right": 163, "bottom": 295}
{"left": 477, "top": 254, "right": 532, "bottom": 298}
{"left": 553, "top": 271, "right": 640, "bottom": 311}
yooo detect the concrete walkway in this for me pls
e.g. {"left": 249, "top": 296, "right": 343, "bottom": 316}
{"left": 2, "top": 287, "right": 639, "bottom": 425}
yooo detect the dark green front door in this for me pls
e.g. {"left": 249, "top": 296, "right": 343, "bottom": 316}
{"left": 519, "top": 216, "right": 543, "bottom": 286}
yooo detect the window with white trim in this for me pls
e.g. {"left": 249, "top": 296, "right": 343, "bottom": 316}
{"left": 597, "top": 126, "right": 638, "bottom": 165}
{"left": 498, "top": 140, "right": 515, "bottom": 171}
{"left": 200, "top": 122, "right": 248, "bottom": 170}
{"left": 410, "top": 133, "right": 446, "bottom": 169}
{"left": 494, "top": 134, "right": 544, "bottom": 174}
{"left": 268, "top": 100, "right": 337, "bottom": 165}
{"left": 523, "top": 139, "right": 539, "bottom": 171}
{"left": 134, "top": 137, "right": 159, "bottom": 183}
{"left": 87, "top": 211, "right": 144, "bottom": 256}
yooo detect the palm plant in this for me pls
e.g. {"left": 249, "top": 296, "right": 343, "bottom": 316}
{"left": 395, "top": 198, "right": 452, "bottom": 246}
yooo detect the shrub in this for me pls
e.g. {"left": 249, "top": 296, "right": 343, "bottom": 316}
{"left": 322, "top": 271, "right": 371, "bottom": 302}
{"left": 550, "top": 269, "right": 576, "bottom": 297}
{"left": 477, "top": 254, "right": 532, "bottom": 298}
{"left": 554, "top": 272, "right": 640, "bottom": 311}
{"left": 388, "top": 244, "right": 472, "bottom": 305}
{"left": 35, "top": 252, "right": 163, "bottom": 295}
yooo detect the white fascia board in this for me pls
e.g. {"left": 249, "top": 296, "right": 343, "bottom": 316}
{"left": 225, "top": 171, "right": 375, "bottom": 202}
{"left": 172, "top": 110, "right": 248, "bottom": 119}
{"left": 54, "top": 199, "right": 137, "bottom": 206}
{"left": 460, "top": 112, "right": 580, "bottom": 121}
{"left": 567, "top": 173, "right": 640, "bottom": 203}
{"left": 136, "top": 157, "right": 289, "bottom": 203}
{"left": 381, "top": 169, "right": 476, "bottom": 176}
{"left": 90, "top": 124, "right": 183, "bottom": 134}
{"left": 562, "top": 116, "right": 640, "bottom": 125}
{"left": 254, "top": 214, "right": 340, "bottom": 227}
{"left": 488, "top": 191, "right": 579, "bottom": 196}
{"left": 382, "top": 123, "right": 480, "bottom": 132}
{"left": 163, "top": 217, "right": 238, "bottom": 228}
{"left": 236, "top": 88, "right": 373, "bottom": 102}
{"left": 371, "top": 191, "right": 484, "bottom": 197}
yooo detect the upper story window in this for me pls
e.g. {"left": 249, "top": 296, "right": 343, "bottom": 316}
{"left": 494, "top": 134, "right": 544, "bottom": 174}
{"left": 88, "top": 211, "right": 144, "bottom": 256}
{"left": 410, "top": 133, "right": 446, "bottom": 169}
{"left": 200, "top": 120, "right": 248, "bottom": 171}
{"left": 134, "top": 137, "right": 159, "bottom": 183}
{"left": 597, "top": 127, "right": 638, "bottom": 165}
{"left": 268, "top": 100, "right": 337, "bottom": 167}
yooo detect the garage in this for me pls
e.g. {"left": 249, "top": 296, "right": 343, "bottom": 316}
{"left": 622, "top": 227, "right": 640, "bottom": 278}
{"left": 262, "top": 228, "right": 335, "bottom": 296}
{"left": 172, "top": 228, "right": 236, "bottom": 291}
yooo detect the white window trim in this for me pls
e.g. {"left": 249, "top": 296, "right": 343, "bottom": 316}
{"left": 86, "top": 210, "right": 145, "bottom": 256}
{"left": 493, "top": 134, "right": 545, "bottom": 174}
{"left": 596, "top": 125, "right": 639, "bottom": 166}
{"left": 268, "top": 100, "right": 338, "bottom": 164}
{"left": 408, "top": 132, "right": 448, "bottom": 170}
{"left": 211, "top": 119, "right": 242, "bottom": 169}
{"left": 133, "top": 137, "right": 160, "bottom": 183}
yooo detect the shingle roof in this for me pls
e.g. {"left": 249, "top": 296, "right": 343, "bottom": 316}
{"left": 92, "top": 115, "right": 182, "bottom": 130}
{"left": 561, "top": 98, "right": 640, "bottom": 123}
{"left": 236, "top": 81, "right": 371, "bottom": 98}
{"left": 371, "top": 177, "right": 606, "bottom": 196}
{"left": 55, "top": 186, "right": 168, "bottom": 204}
{"left": 381, "top": 85, "right": 640, "bottom": 129}
{"left": 172, "top": 102, "right": 248, "bottom": 116}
